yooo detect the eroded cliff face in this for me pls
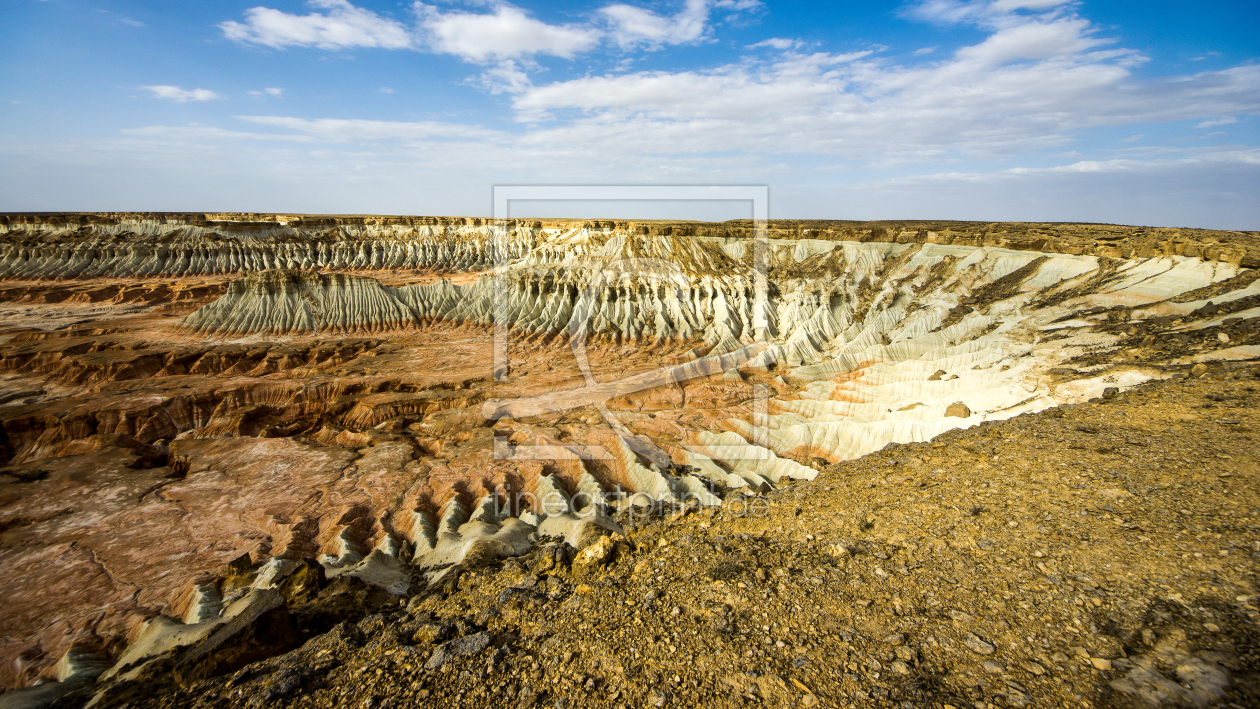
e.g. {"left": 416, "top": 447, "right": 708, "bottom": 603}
{"left": 0, "top": 214, "right": 1257, "bottom": 694}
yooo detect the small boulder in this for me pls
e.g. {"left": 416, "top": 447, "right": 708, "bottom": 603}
{"left": 946, "top": 403, "right": 971, "bottom": 418}
{"left": 276, "top": 559, "right": 325, "bottom": 605}
{"left": 223, "top": 553, "right": 256, "bottom": 591}
{"left": 424, "top": 631, "right": 492, "bottom": 670}
{"left": 411, "top": 622, "right": 454, "bottom": 645}
{"left": 964, "top": 633, "right": 996, "bottom": 655}
{"left": 572, "top": 535, "right": 616, "bottom": 577}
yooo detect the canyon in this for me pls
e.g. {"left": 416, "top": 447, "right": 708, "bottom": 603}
{"left": 0, "top": 213, "right": 1257, "bottom": 708}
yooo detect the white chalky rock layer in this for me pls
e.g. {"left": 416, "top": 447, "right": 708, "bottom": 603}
{"left": 170, "top": 234, "right": 1259, "bottom": 490}
{"left": 18, "top": 226, "right": 1254, "bottom": 531}
{"left": 0, "top": 222, "right": 533, "bottom": 278}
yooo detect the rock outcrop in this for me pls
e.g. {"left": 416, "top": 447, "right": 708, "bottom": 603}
{"left": 180, "top": 270, "right": 421, "bottom": 335}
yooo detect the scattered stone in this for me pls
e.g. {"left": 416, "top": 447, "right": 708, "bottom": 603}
{"left": 1023, "top": 661, "right": 1046, "bottom": 676}
{"left": 964, "top": 633, "right": 996, "bottom": 655}
{"left": 424, "top": 632, "right": 492, "bottom": 670}
{"left": 572, "top": 535, "right": 615, "bottom": 577}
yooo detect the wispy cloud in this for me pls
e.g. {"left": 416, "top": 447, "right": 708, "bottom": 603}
{"left": 220, "top": 0, "right": 412, "bottom": 50}
{"left": 248, "top": 87, "right": 284, "bottom": 96}
{"left": 600, "top": 0, "right": 761, "bottom": 48}
{"left": 197, "top": 0, "right": 1260, "bottom": 168}
{"left": 747, "top": 38, "right": 795, "bottom": 50}
{"left": 600, "top": 0, "right": 708, "bottom": 47}
{"left": 122, "top": 125, "right": 315, "bottom": 141}
{"left": 218, "top": 1, "right": 762, "bottom": 62}
{"left": 414, "top": 2, "right": 600, "bottom": 62}
{"left": 142, "top": 85, "right": 222, "bottom": 102}
{"left": 234, "top": 115, "right": 505, "bottom": 141}
{"left": 907, "top": 0, "right": 1076, "bottom": 29}
{"left": 466, "top": 1, "right": 1254, "bottom": 165}
{"left": 1196, "top": 116, "right": 1236, "bottom": 128}
{"left": 886, "top": 148, "right": 1260, "bottom": 184}
{"left": 504, "top": 53, "right": 1257, "bottom": 164}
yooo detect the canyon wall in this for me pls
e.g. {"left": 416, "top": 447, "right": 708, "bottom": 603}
{"left": 0, "top": 214, "right": 1257, "bottom": 693}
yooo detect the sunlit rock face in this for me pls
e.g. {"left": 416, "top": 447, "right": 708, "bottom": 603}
{"left": 177, "top": 226, "right": 1258, "bottom": 467}
{"left": 0, "top": 213, "right": 1256, "bottom": 689}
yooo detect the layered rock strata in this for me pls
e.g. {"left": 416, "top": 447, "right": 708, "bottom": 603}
{"left": 0, "top": 214, "right": 1256, "bottom": 695}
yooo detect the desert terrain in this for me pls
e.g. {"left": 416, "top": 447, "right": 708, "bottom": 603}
{"left": 0, "top": 213, "right": 1256, "bottom": 709}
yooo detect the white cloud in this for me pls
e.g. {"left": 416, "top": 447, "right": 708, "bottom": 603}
{"left": 220, "top": 0, "right": 412, "bottom": 50}
{"left": 952, "top": 18, "right": 1121, "bottom": 67}
{"left": 747, "top": 38, "right": 795, "bottom": 50}
{"left": 1120, "top": 134, "right": 1143, "bottom": 143}
{"left": 908, "top": 0, "right": 1075, "bottom": 29}
{"left": 823, "top": 148, "right": 1260, "bottom": 227}
{"left": 898, "top": 149, "right": 1260, "bottom": 181}
{"left": 1196, "top": 116, "right": 1236, "bottom": 128}
{"left": 415, "top": 2, "right": 600, "bottom": 62}
{"left": 380, "top": 87, "right": 394, "bottom": 94}
{"left": 122, "top": 125, "right": 316, "bottom": 142}
{"left": 234, "top": 115, "right": 504, "bottom": 141}
{"left": 34, "top": 125, "right": 1257, "bottom": 229}
{"left": 601, "top": 0, "right": 708, "bottom": 47}
{"left": 19, "top": 0, "right": 1259, "bottom": 229}
{"left": 142, "top": 85, "right": 222, "bottom": 102}
{"left": 476, "top": 60, "right": 533, "bottom": 94}
{"left": 599, "top": 0, "right": 760, "bottom": 49}
{"left": 504, "top": 14, "right": 1258, "bottom": 164}
{"left": 248, "top": 87, "right": 284, "bottom": 96}
{"left": 201, "top": 1, "right": 1258, "bottom": 169}
{"left": 216, "top": 0, "right": 758, "bottom": 63}
{"left": 913, "top": 46, "right": 937, "bottom": 55}
{"left": 989, "top": 0, "right": 1073, "bottom": 12}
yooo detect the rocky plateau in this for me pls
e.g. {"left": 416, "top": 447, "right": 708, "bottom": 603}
{"left": 0, "top": 213, "right": 1256, "bottom": 709}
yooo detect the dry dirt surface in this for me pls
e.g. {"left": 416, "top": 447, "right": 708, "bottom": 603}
{"left": 0, "top": 213, "right": 1257, "bottom": 709}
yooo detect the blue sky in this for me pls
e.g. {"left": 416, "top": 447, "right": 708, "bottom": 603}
{"left": 1, "top": 0, "right": 1257, "bottom": 228}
